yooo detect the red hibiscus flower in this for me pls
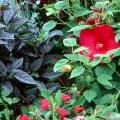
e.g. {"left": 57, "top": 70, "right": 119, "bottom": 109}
{"left": 79, "top": 25, "right": 119, "bottom": 60}
{"left": 40, "top": 98, "right": 50, "bottom": 110}
{"left": 61, "top": 94, "right": 71, "bottom": 102}
{"left": 19, "top": 114, "right": 33, "bottom": 120}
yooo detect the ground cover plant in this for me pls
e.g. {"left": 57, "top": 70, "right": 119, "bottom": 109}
{"left": 0, "top": 0, "right": 120, "bottom": 120}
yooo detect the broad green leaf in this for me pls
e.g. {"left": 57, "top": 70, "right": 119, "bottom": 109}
{"left": 55, "top": 90, "right": 61, "bottom": 106}
{"left": 43, "top": 20, "right": 57, "bottom": 31}
{"left": 83, "top": 89, "right": 97, "bottom": 103}
{"left": 70, "top": 66, "right": 85, "bottom": 78}
{"left": 115, "top": 32, "right": 120, "bottom": 42}
{"left": 94, "top": 94, "right": 114, "bottom": 105}
{"left": 97, "top": 74, "right": 112, "bottom": 86}
{"left": 77, "top": 10, "right": 91, "bottom": 16}
{"left": 63, "top": 38, "right": 77, "bottom": 47}
{"left": 95, "top": 63, "right": 116, "bottom": 76}
{"left": 64, "top": 54, "right": 79, "bottom": 61}
{"left": 79, "top": 54, "right": 90, "bottom": 63}
{"left": 91, "top": 57, "right": 102, "bottom": 67}
{"left": 73, "top": 47, "right": 87, "bottom": 53}
{"left": 55, "top": 1, "right": 68, "bottom": 9}
{"left": 92, "top": 82, "right": 101, "bottom": 96}
{"left": 54, "top": 59, "right": 68, "bottom": 72}
{"left": 68, "top": 25, "right": 90, "bottom": 32}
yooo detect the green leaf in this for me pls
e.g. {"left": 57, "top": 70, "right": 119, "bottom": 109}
{"left": 55, "top": 1, "right": 68, "bottom": 9}
{"left": 2, "top": 96, "right": 13, "bottom": 105}
{"left": 75, "top": 95, "right": 86, "bottom": 105}
{"left": 113, "top": 48, "right": 120, "bottom": 57}
{"left": 64, "top": 54, "right": 79, "bottom": 61}
{"left": 21, "top": 106, "right": 28, "bottom": 114}
{"left": 91, "top": 57, "right": 102, "bottom": 67}
{"left": 95, "top": 63, "right": 116, "bottom": 77}
{"left": 63, "top": 38, "right": 77, "bottom": 47}
{"left": 77, "top": 10, "right": 91, "bottom": 16}
{"left": 94, "top": 94, "right": 114, "bottom": 105}
{"left": 55, "top": 90, "right": 61, "bottom": 106}
{"left": 54, "top": 59, "right": 68, "bottom": 72}
{"left": 43, "top": 20, "right": 57, "bottom": 31}
{"left": 41, "top": 90, "right": 51, "bottom": 100}
{"left": 70, "top": 66, "right": 85, "bottom": 78}
{"left": 68, "top": 25, "right": 90, "bottom": 32}
{"left": 115, "top": 32, "right": 120, "bottom": 42}
{"left": 83, "top": 89, "right": 97, "bottom": 103}
{"left": 73, "top": 47, "right": 87, "bottom": 53}
{"left": 97, "top": 74, "right": 112, "bottom": 86}
{"left": 79, "top": 54, "right": 90, "bottom": 63}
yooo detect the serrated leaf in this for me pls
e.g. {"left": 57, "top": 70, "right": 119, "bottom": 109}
{"left": 12, "top": 69, "right": 36, "bottom": 84}
{"left": 63, "top": 38, "right": 77, "bottom": 47}
{"left": 97, "top": 74, "right": 112, "bottom": 86}
{"left": 70, "top": 66, "right": 85, "bottom": 78}
{"left": 54, "top": 59, "right": 68, "bottom": 72}
{"left": 83, "top": 90, "right": 97, "bottom": 103}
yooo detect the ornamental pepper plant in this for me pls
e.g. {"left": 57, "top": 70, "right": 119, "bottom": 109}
{"left": 1, "top": 0, "right": 120, "bottom": 120}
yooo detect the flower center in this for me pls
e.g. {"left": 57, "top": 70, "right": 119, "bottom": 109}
{"left": 96, "top": 43, "right": 103, "bottom": 49}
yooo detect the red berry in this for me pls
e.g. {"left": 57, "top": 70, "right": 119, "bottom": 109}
{"left": 59, "top": 108, "right": 68, "bottom": 117}
{"left": 61, "top": 94, "right": 71, "bottom": 102}
{"left": 19, "top": 114, "right": 33, "bottom": 120}
{"left": 40, "top": 98, "right": 50, "bottom": 110}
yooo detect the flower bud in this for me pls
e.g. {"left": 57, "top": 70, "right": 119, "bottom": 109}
{"left": 63, "top": 64, "right": 72, "bottom": 73}
{"left": 86, "top": 17, "right": 95, "bottom": 25}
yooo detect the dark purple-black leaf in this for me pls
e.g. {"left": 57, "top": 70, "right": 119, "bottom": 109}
{"left": 14, "top": 18, "right": 28, "bottom": 30}
{"left": 2, "top": 81, "right": 13, "bottom": 94}
{"left": 42, "top": 72, "right": 63, "bottom": 78}
{"left": 0, "top": 32, "right": 14, "bottom": 40}
{"left": 30, "top": 58, "right": 43, "bottom": 71}
{"left": 3, "top": 9, "right": 14, "bottom": 24}
{"left": 9, "top": 58, "right": 23, "bottom": 71}
{"left": 46, "top": 83, "right": 59, "bottom": 92}
{"left": 0, "top": 60, "right": 7, "bottom": 76}
{"left": 45, "top": 30, "right": 64, "bottom": 41}
{"left": 5, "top": 39, "right": 15, "bottom": 52}
{"left": 12, "top": 69, "right": 36, "bottom": 84}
